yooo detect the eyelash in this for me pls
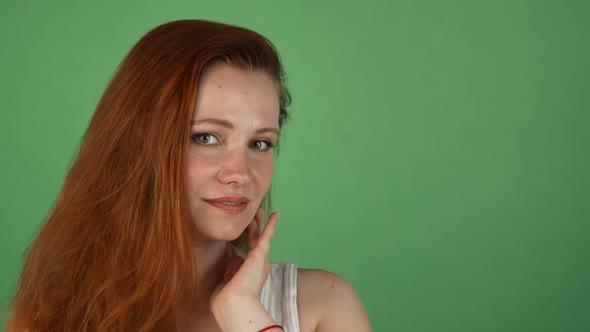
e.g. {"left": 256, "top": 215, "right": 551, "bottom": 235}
{"left": 190, "top": 133, "right": 275, "bottom": 152}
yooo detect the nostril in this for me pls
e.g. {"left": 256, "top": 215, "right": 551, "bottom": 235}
{"left": 217, "top": 164, "right": 251, "bottom": 185}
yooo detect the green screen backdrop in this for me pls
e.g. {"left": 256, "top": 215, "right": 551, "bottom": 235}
{"left": 1, "top": 0, "right": 589, "bottom": 331}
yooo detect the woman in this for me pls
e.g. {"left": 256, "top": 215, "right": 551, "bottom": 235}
{"left": 6, "top": 20, "right": 371, "bottom": 331}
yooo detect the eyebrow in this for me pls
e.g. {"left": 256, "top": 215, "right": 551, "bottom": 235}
{"left": 191, "top": 118, "right": 280, "bottom": 136}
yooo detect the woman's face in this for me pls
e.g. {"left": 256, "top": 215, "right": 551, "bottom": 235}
{"left": 186, "top": 63, "right": 280, "bottom": 243}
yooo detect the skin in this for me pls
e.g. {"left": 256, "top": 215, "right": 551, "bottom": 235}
{"left": 179, "top": 63, "right": 372, "bottom": 332}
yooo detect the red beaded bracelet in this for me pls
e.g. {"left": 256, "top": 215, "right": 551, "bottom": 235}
{"left": 258, "top": 324, "right": 284, "bottom": 332}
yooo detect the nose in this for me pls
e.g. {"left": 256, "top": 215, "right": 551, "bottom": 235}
{"left": 217, "top": 149, "right": 251, "bottom": 186}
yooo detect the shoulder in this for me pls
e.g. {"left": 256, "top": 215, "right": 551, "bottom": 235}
{"left": 296, "top": 268, "right": 372, "bottom": 332}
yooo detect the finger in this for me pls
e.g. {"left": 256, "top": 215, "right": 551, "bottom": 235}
{"left": 248, "top": 208, "right": 264, "bottom": 249}
{"left": 256, "top": 212, "right": 279, "bottom": 252}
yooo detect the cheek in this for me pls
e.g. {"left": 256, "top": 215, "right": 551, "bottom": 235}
{"left": 251, "top": 156, "right": 274, "bottom": 188}
{"left": 185, "top": 154, "right": 217, "bottom": 187}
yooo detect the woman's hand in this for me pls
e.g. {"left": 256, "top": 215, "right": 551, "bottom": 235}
{"left": 215, "top": 208, "right": 279, "bottom": 300}
{"left": 209, "top": 208, "right": 280, "bottom": 329}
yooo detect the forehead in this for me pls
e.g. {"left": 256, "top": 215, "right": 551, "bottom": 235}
{"left": 193, "top": 64, "right": 280, "bottom": 125}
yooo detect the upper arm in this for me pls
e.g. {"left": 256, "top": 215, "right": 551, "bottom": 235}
{"left": 297, "top": 268, "right": 372, "bottom": 332}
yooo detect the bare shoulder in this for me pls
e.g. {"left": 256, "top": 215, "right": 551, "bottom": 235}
{"left": 296, "top": 268, "right": 372, "bottom": 332}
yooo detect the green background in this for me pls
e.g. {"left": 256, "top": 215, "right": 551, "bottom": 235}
{"left": 1, "top": 0, "right": 589, "bottom": 331}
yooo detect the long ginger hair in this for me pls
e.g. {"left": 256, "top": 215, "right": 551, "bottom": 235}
{"left": 5, "top": 19, "right": 290, "bottom": 331}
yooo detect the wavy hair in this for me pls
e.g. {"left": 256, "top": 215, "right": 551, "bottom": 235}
{"left": 5, "top": 19, "right": 290, "bottom": 331}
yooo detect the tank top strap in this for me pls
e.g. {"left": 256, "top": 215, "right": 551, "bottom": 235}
{"left": 259, "top": 263, "right": 300, "bottom": 332}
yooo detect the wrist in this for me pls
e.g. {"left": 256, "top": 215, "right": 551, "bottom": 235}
{"left": 211, "top": 294, "right": 259, "bottom": 316}
{"left": 258, "top": 324, "right": 284, "bottom": 332}
{"left": 211, "top": 296, "right": 277, "bottom": 332}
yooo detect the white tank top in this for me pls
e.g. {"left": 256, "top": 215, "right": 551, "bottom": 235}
{"left": 259, "top": 263, "right": 301, "bottom": 332}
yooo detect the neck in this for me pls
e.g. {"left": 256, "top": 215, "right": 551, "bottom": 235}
{"left": 195, "top": 240, "right": 231, "bottom": 301}
{"left": 178, "top": 241, "right": 232, "bottom": 319}
{"left": 176, "top": 240, "right": 234, "bottom": 330}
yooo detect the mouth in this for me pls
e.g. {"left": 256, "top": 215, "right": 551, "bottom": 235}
{"left": 203, "top": 197, "right": 250, "bottom": 214}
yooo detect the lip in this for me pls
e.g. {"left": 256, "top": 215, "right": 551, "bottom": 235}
{"left": 203, "top": 196, "right": 250, "bottom": 214}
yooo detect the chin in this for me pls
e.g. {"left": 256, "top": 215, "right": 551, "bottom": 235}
{"left": 197, "top": 224, "right": 248, "bottom": 243}
{"left": 191, "top": 207, "right": 254, "bottom": 242}
{"left": 220, "top": 230, "right": 245, "bottom": 242}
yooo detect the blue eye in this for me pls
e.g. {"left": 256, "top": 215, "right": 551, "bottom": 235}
{"left": 191, "top": 133, "right": 219, "bottom": 145}
{"left": 250, "top": 140, "right": 274, "bottom": 152}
